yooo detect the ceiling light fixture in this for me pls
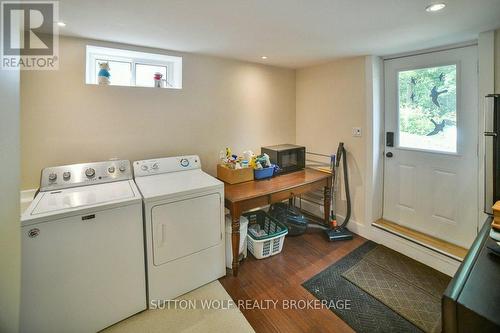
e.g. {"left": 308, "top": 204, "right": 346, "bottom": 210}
{"left": 57, "top": 21, "right": 66, "bottom": 27}
{"left": 425, "top": 3, "right": 446, "bottom": 12}
{"left": 261, "top": 56, "right": 268, "bottom": 60}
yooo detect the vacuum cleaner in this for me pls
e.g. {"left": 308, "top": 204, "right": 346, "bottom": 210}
{"left": 325, "top": 142, "right": 353, "bottom": 241}
{"left": 268, "top": 142, "right": 352, "bottom": 241}
{"left": 268, "top": 202, "right": 308, "bottom": 236}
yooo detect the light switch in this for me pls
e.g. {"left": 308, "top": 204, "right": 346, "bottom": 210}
{"left": 352, "top": 127, "right": 362, "bottom": 137}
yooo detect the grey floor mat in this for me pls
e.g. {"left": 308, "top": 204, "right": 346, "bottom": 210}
{"left": 302, "top": 241, "right": 423, "bottom": 333}
{"left": 361, "top": 246, "right": 450, "bottom": 297}
{"left": 343, "top": 259, "right": 442, "bottom": 333}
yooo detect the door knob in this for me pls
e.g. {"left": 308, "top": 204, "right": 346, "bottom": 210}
{"left": 386, "top": 152, "right": 393, "bottom": 158}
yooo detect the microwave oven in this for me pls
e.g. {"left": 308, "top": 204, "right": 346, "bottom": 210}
{"left": 261, "top": 144, "right": 305, "bottom": 174}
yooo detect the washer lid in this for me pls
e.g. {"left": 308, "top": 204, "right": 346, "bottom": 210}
{"left": 31, "top": 181, "right": 136, "bottom": 215}
{"left": 134, "top": 169, "right": 223, "bottom": 201}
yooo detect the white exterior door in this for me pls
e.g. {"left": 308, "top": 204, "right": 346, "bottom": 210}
{"left": 383, "top": 46, "right": 478, "bottom": 248}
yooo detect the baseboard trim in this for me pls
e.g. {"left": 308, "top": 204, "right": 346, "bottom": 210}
{"left": 290, "top": 198, "right": 461, "bottom": 276}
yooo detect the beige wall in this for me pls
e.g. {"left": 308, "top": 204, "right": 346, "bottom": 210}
{"left": 21, "top": 36, "right": 296, "bottom": 189}
{"left": 496, "top": 29, "right": 500, "bottom": 93}
{"left": 0, "top": 64, "right": 21, "bottom": 331}
{"left": 296, "top": 57, "right": 367, "bottom": 222}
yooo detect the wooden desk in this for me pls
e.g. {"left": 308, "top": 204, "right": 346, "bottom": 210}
{"left": 224, "top": 168, "right": 332, "bottom": 276}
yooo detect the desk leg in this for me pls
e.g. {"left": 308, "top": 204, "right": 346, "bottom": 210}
{"left": 324, "top": 185, "right": 331, "bottom": 225}
{"left": 230, "top": 205, "right": 241, "bottom": 277}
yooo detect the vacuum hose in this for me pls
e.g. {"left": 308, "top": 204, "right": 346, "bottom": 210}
{"left": 335, "top": 143, "right": 351, "bottom": 228}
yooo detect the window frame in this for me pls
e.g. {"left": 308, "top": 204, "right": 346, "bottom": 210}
{"left": 395, "top": 62, "right": 460, "bottom": 155}
{"left": 86, "top": 45, "right": 182, "bottom": 89}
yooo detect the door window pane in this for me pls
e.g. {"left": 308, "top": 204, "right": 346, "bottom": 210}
{"left": 95, "top": 59, "right": 132, "bottom": 86}
{"left": 135, "top": 64, "right": 168, "bottom": 88}
{"left": 398, "top": 64, "right": 457, "bottom": 153}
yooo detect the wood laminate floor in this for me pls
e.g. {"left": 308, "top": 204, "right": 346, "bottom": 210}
{"left": 219, "top": 227, "right": 367, "bottom": 333}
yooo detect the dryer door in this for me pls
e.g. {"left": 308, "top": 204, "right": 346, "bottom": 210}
{"left": 151, "top": 193, "right": 222, "bottom": 266}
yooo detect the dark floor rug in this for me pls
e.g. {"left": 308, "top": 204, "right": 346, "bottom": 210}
{"left": 302, "top": 241, "right": 449, "bottom": 333}
{"left": 342, "top": 246, "right": 450, "bottom": 333}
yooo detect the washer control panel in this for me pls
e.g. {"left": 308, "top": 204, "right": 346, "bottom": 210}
{"left": 134, "top": 155, "right": 201, "bottom": 177}
{"left": 40, "top": 160, "right": 132, "bottom": 191}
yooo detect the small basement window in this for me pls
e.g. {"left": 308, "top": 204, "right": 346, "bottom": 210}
{"left": 85, "top": 45, "right": 182, "bottom": 89}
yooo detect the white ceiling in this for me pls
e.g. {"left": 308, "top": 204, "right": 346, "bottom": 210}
{"left": 58, "top": 0, "right": 500, "bottom": 68}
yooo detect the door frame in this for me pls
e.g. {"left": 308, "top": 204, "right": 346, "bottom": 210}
{"left": 361, "top": 39, "right": 491, "bottom": 273}
{"left": 364, "top": 41, "right": 483, "bottom": 227}
{"left": 382, "top": 45, "right": 478, "bottom": 247}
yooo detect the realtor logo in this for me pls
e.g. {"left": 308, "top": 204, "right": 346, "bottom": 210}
{"left": 1, "top": 1, "right": 59, "bottom": 70}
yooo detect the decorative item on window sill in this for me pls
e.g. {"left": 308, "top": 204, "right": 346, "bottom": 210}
{"left": 154, "top": 72, "right": 165, "bottom": 88}
{"left": 98, "top": 62, "right": 110, "bottom": 85}
{"left": 153, "top": 72, "right": 173, "bottom": 88}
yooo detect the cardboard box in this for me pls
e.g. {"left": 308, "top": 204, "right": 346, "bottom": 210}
{"left": 493, "top": 201, "right": 500, "bottom": 230}
{"left": 217, "top": 164, "right": 254, "bottom": 184}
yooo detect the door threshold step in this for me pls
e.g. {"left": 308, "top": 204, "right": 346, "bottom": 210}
{"left": 372, "top": 219, "right": 468, "bottom": 261}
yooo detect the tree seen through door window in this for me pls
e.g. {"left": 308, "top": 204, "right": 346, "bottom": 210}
{"left": 398, "top": 64, "right": 457, "bottom": 153}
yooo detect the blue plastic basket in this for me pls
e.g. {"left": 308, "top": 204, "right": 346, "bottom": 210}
{"left": 254, "top": 166, "right": 274, "bottom": 180}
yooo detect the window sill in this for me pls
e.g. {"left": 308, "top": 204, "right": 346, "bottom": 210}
{"left": 85, "top": 83, "right": 182, "bottom": 90}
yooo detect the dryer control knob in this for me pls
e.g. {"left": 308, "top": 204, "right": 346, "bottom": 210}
{"left": 141, "top": 165, "right": 149, "bottom": 171}
{"left": 152, "top": 163, "right": 159, "bottom": 170}
{"left": 85, "top": 168, "right": 96, "bottom": 178}
{"left": 48, "top": 173, "right": 57, "bottom": 181}
{"left": 108, "top": 166, "right": 115, "bottom": 173}
{"left": 63, "top": 171, "right": 71, "bottom": 180}
{"left": 119, "top": 165, "right": 126, "bottom": 172}
{"left": 180, "top": 158, "right": 189, "bottom": 167}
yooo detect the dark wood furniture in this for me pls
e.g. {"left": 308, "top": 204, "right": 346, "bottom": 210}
{"left": 224, "top": 168, "right": 332, "bottom": 276}
{"left": 442, "top": 216, "right": 500, "bottom": 332}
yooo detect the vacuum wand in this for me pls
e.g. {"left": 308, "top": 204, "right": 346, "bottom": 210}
{"left": 326, "top": 142, "right": 353, "bottom": 241}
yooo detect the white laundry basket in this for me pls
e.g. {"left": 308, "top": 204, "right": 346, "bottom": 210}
{"left": 244, "top": 210, "right": 288, "bottom": 259}
{"left": 225, "top": 215, "right": 248, "bottom": 268}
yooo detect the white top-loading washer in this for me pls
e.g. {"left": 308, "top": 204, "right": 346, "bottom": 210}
{"left": 133, "top": 155, "right": 225, "bottom": 305}
{"left": 21, "top": 160, "right": 146, "bottom": 333}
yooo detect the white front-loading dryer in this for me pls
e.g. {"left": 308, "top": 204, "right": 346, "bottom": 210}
{"left": 133, "top": 155, "right": 225, "bottom": 305}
